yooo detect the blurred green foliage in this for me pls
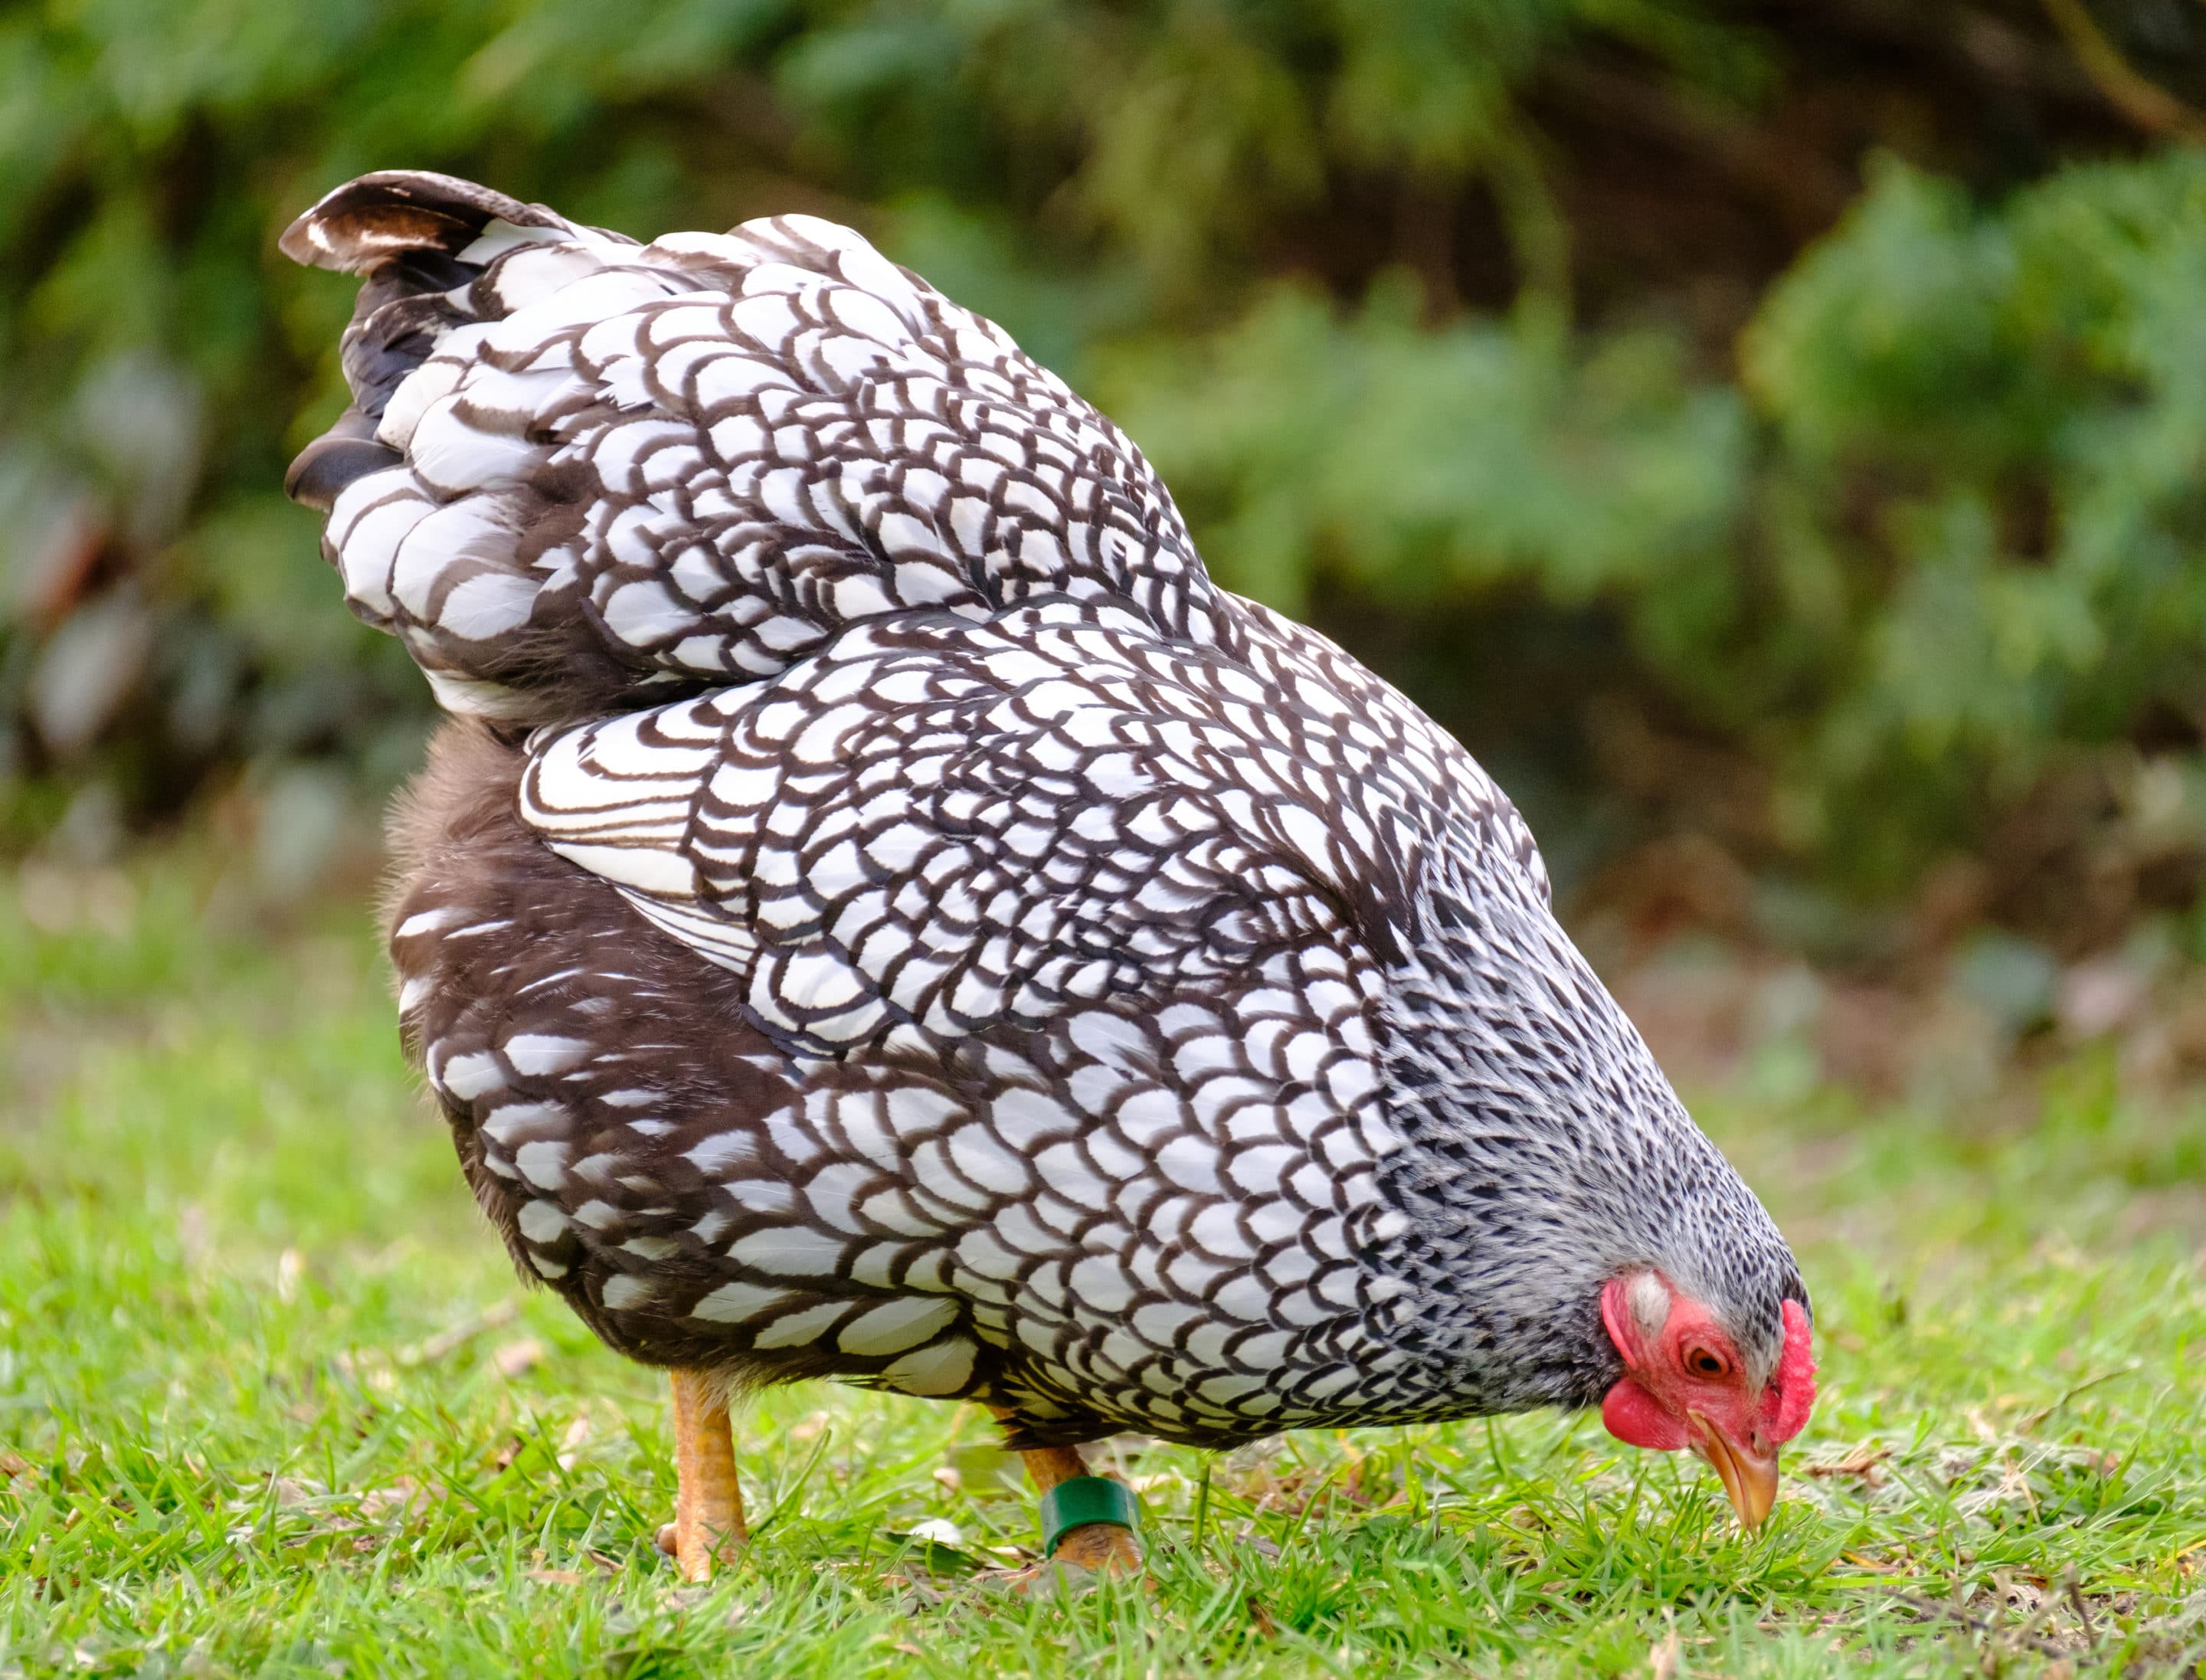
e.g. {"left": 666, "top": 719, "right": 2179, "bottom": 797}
{"left": 2, "top": 0, "right": 2203, "bottom": 953}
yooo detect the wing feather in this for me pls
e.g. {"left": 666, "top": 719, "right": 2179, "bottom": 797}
{"left": 518, "top": 598, "right": 1542, "bottom": 1057}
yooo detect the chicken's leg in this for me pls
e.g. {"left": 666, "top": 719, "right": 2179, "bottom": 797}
{"left": 996, "top": 1415, "right": 1142, "bottom": 1577}
{"left": 657, "top": 1368, "right": 745, "bottom": 1581}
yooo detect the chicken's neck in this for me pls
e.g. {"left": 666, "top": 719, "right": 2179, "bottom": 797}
{"left": 1357, "top": 865, "right": 1759, "bottom": 1416}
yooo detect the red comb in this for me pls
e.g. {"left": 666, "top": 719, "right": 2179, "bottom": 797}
{"left": 1763, "top": 1298, "right": 1817, "bottom": 1443}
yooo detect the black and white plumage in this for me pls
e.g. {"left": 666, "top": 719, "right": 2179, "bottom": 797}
{"left": 283, "top": 173, "right": 1217, "bottom": 723}
{"left": 283, "top": 173, "right": 1814, "bottom": 1467}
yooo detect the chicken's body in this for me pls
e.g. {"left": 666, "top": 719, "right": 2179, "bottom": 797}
{"left": 283, "top": 172, "right": 1814, "bottom": 1575}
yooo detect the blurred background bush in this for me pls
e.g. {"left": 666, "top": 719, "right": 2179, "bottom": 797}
{"left": 5, "top": 0, "right": 2206, "bottom": 1091}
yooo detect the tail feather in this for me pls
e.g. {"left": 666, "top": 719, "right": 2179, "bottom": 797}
{"left": 280, "top": 170, "right": 1215, "bottom": 724}
{"left": 282, "top": 174, "right": 628, "bottom": 515}
{"left": 283, "top": 409, "right": 401, "bottom": 513}
{"left": 278, "top": 170, "right": 608, "bottom": 273}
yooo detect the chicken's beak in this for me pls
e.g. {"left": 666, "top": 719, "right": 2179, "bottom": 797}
{"left": 1688, "top": 1413, "right": 1779, "bottom": 1529}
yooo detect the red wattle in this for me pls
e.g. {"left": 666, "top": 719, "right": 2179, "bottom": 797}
{"left": 1602, "top": 1376, "right": 1689, "bottom": 1451}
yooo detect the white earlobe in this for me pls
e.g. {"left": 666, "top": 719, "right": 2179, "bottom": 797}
{"left": 1627, "top": 1271, "right": 1671, "bottom": 1339}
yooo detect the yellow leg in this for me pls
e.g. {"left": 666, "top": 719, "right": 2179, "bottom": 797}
{"left": 997, "top": 1413, "right": 1143, "bottom": 1576}
{"left": 662, "top": 1368, "right": 745, "bottom": 1581}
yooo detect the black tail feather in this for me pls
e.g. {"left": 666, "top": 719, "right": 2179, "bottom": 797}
{"left": 283, "top": 410, "right": 402, "bottom": 513}
{"left": 278, "top": 170, "right": 563, "bottom": 273}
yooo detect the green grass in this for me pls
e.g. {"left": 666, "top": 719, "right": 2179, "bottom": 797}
{"left": 3, "top": 859, "right": 2204, "bottom": 1678}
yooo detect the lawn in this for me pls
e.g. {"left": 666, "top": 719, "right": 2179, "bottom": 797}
{"left": 2, "top": 857, "right": 2203, "bottom": 1678}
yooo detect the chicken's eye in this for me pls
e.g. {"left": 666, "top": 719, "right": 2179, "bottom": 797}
{"left": 1683, "top": 1344, "right": 1730, "bottom": 1380}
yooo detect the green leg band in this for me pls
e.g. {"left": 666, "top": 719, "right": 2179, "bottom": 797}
{"left": 1038, "top": 1475, "right": 1139, "bottom": 1557}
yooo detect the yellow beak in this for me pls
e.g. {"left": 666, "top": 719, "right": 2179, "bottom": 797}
{"left": 1689, "top": 1413, "right": 1779, "bottom": 1529}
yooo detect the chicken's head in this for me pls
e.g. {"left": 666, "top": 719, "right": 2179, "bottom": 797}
{"left": 1597, "top": 1270, "right": 1815, "bottom": 1528}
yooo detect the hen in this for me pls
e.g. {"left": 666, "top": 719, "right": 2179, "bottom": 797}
{"left": 281, "top": 172, "right": 1815, "bottom": 1582}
